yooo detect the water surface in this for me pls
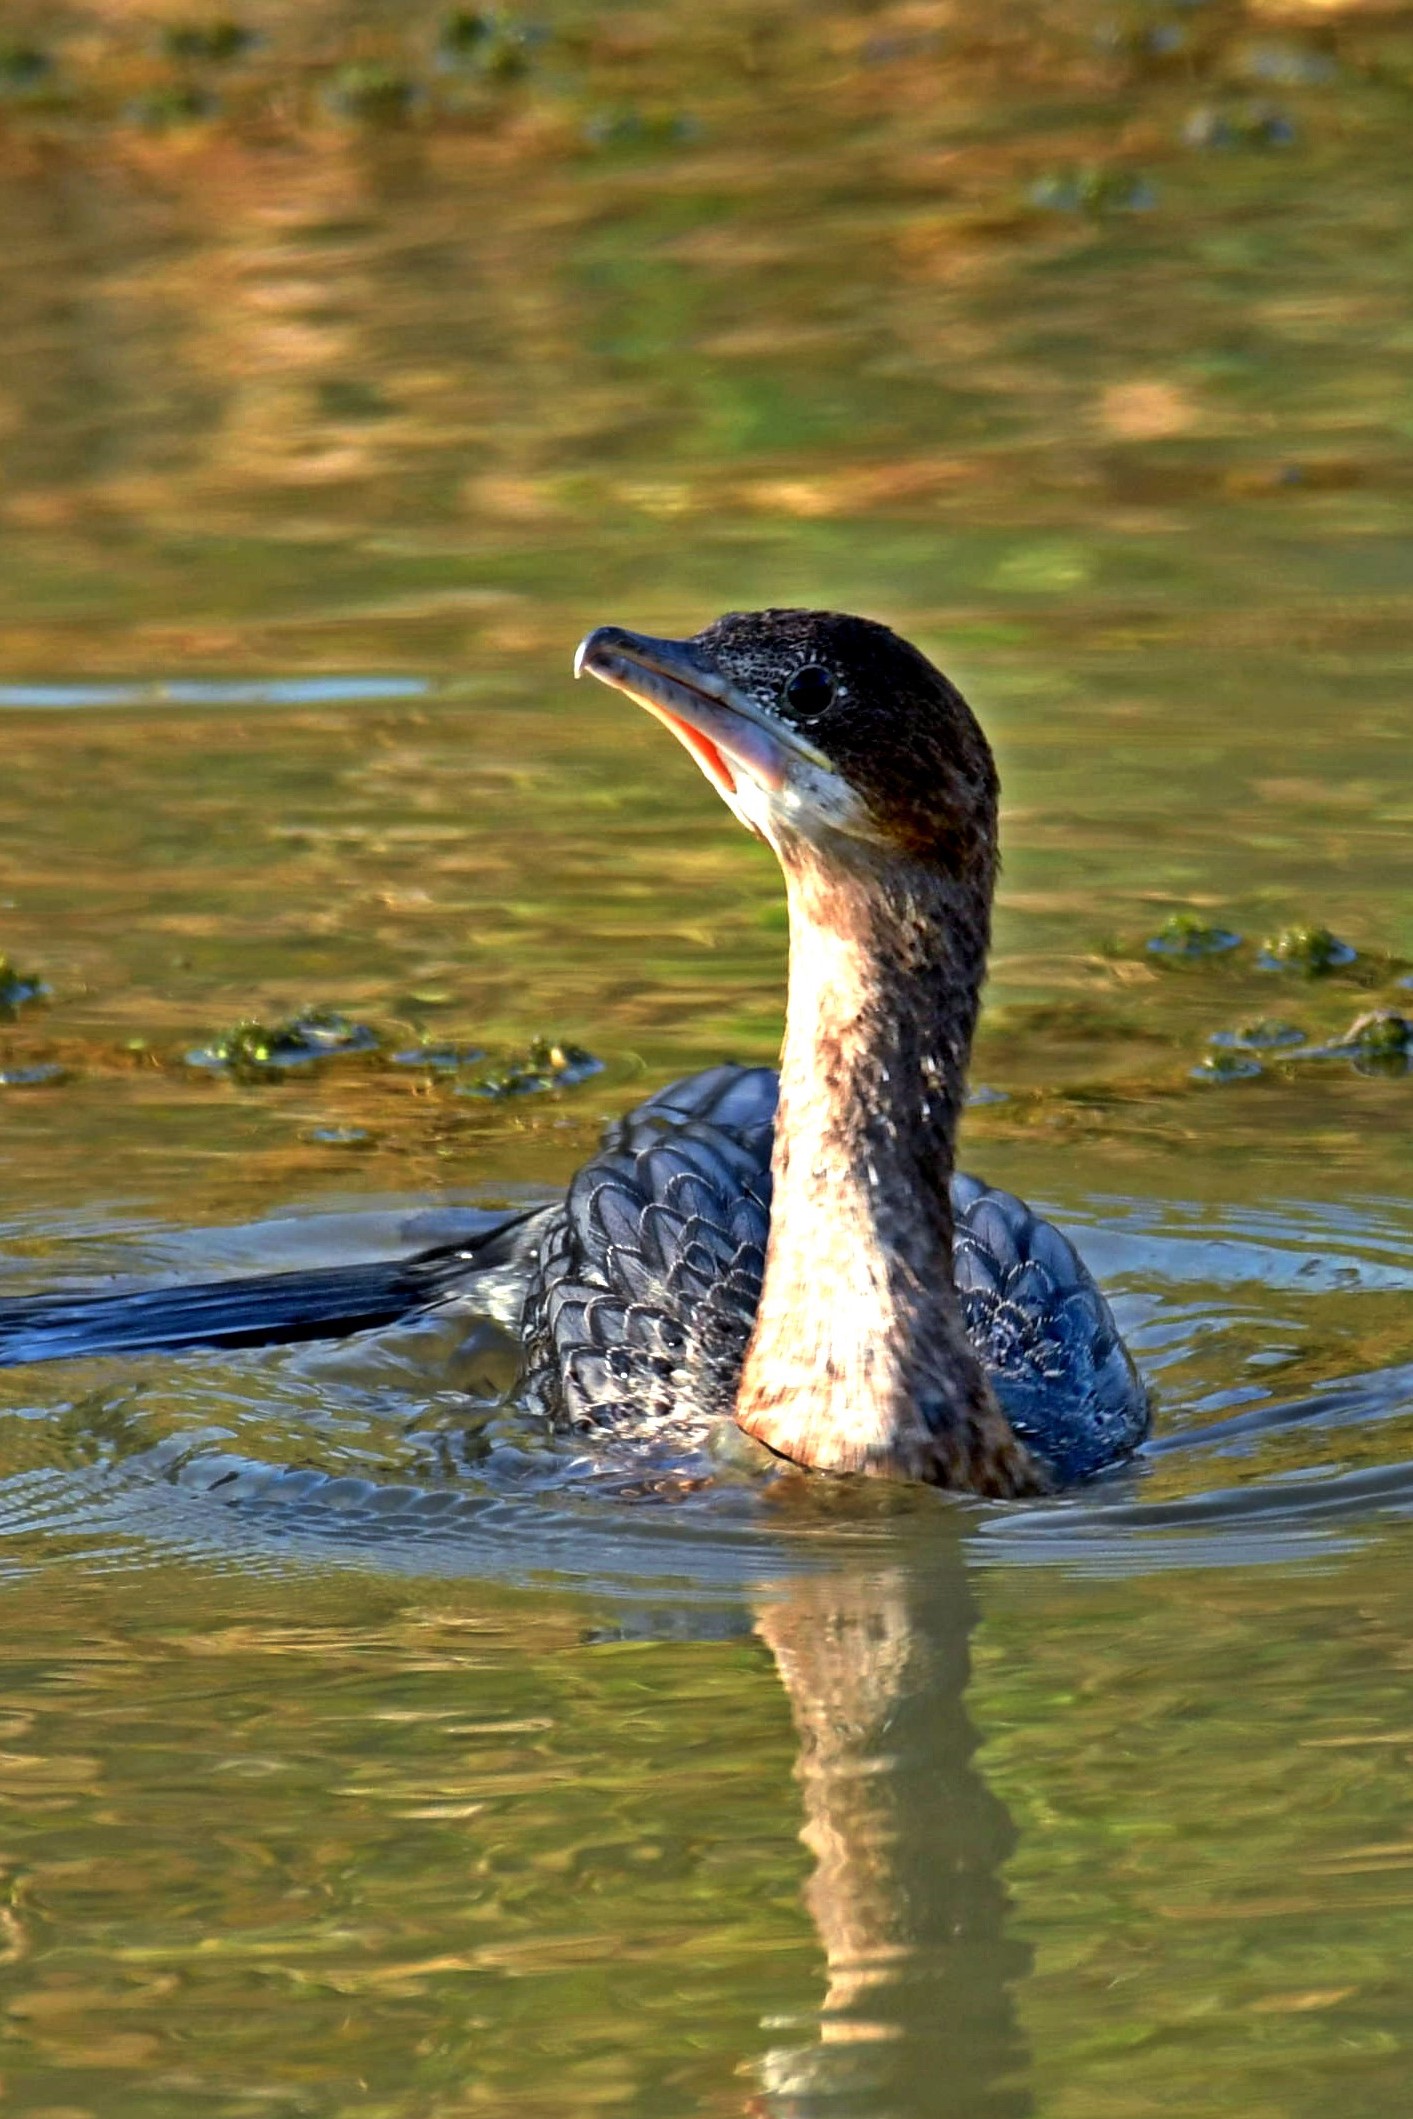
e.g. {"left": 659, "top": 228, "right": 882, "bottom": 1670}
{"left": 2, "top": 1, "right": 1413, "bottom": 2111}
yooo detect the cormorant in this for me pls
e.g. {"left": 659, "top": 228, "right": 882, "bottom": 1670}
{"left": 0, "top": 611, "right": 1149, "bottom": 1495}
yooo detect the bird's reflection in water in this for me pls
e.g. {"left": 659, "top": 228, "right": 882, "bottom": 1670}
{"left": 750, "top": 1547, "right": 1031, "bottom": 2118}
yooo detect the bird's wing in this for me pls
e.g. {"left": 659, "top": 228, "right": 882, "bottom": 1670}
{"left": 951, "top": 1174, "right": 1150, "bottom": 1480}
{"left": 522, "top": 1066, "right": 775, "bottom": 1440}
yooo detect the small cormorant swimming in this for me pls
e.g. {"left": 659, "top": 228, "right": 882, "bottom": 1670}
{"left": 0, "top": 611, "right": 1149, "bottom": 1494}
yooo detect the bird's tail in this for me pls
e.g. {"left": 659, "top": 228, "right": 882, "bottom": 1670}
{"left": 0, "top": 1212, "right": 537, "bottom": 1369}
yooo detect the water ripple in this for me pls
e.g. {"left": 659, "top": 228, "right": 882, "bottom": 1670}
{"left": 2, "top": 1190, "right": 1412, "bottom": 1591}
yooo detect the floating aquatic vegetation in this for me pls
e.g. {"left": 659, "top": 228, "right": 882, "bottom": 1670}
{"left": 438, "top": 9, "right": 539, "bottom": 81}
{"left": 389, "top": 1037, "right": 602, "bottom": 1094}
{"left": 440, "top": 8, "right": 494, "bottom": 56}
{"left": 187, "top": 1009, "right": 380, "bottom": 1078}
{"left": 160, "top": 20, "right": 255, "bottom": 64}
{"left": 1199, "top": 1010, "right": 1413, "bottom": 1082}
{"left": 1183, "top": 102, "right": 1296, "bottom": 150}
{"left": 1209, "top": 1019, "right": 1306, "bottom": 1052}
{"left": 130, "top": 83, "right": 216, "bottom": 127}
{"left": 1315, "top": 1011, "right": 1413, "bottom": 1077}
{"left": 1191, "top": 1051, "right": 1264, "bottom": 1084}
{"left": 0, "top": 40, "right": 50, "bottom": 92}
{"left": 317, "top": 377, "right": 394, "bottom": 422}
{"left": 1029, "top": 166, "right": 1157, "bottom": 215}
{"left": 0, "top": 955, "right": 47, "bottom": 1017}
{"left": 583, "top": 108, "right": 699, "bottom": 153}
{"left": 328, "top": 63, "right": 419, "bottom": 123}
{"left": 1342, "top": 1011, "right": 1411, "bottom": 1056}
{"left": 1146, "top": 913, "right": 1242, "bottom": 960}
{"left": 1256, "top": 925, "right": 1356, "bottom": 975}
{"left": 455, "top": 1038, "right": 602, "bottom": 1099}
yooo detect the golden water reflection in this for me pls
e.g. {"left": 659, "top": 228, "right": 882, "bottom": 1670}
{"left": 754, "top": 1557, "right": 1028, "bottom": 2117}
{"left": 1, "top": 0, "right": 1413, "bottom": 2112}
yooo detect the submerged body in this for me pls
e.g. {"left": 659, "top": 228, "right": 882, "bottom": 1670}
{"left": 0, "top": 1060, "right": 1147, "bottom": 1488}
{"left": 0, "top": 610, "right": 1150, "bottom": 1495}
{"left": 520, "top": 1062, "right": 1146, "bottom": 1487}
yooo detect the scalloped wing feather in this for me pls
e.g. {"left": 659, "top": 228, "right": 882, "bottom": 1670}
{"left": 520, "top": 1067, "right": 1148, "bottom": 1478}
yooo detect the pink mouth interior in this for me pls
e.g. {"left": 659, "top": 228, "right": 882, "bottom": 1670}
{"left": 643, "top": 702, "right": 738, "bottom": 798}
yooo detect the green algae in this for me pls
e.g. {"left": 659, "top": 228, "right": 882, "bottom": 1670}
{"left": 1029, "top": 166, "right": 1157, "bottom": 215}
{"left": 437, "top": 9, "right": 538, "bottom": 82}
{"left": 583, "top": 107, "right": 699, "bottom": 154}
{"left": 130, "top": 82, "right": 216, "bottom": 128}
{"left": 1183, "top": 101, "right": 1297, "bottom": 151}
{"left": 1145, "top": 913, "right": 1243, "bottom": 960}
{"left": 1257, "top": 925, "right": 1358, "bottom": 975}
{"left": 1198, "top": 1009, "right": 1413, "bottom": 1083}
{"left": 0, "top": 955, "right": 46, "bottom": 1018}
{"left": 160, "top": 20, "right": 256, "bottom": 65}
{"left": 1209, "top": 1019, "right": 1307, "bottom": 1052}
{"left": 1319, "top": 1010, "right": 1413, "bottom": 1076}
{"left": 0, "top": 40, "right": 50, "bottom": 94}
{"left": 455, "top": 1037, "right": 602, "bottom": 1099}
{"left": 439, "top": 9, "right": 495, "bottom": 58}
{"left": 1190, "top": 1050, "right": 1265, "bottom": 1085}
{"left": 1344, "top": 1011, "right": 1413, "bottom": 1057}
{"left": 327, "top": 63, "right": 420, "bottom": 124}
{"left": 382, "top": 1034, "right": 601, "bottom": 1095}
{"left": 316, "top": 378, "right": 395, "bottom": 423}
{"left": 186, "top": 1009, "right": 381, "bottom": 1079}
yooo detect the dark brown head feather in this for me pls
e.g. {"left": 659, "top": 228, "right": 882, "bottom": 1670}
{"left": 693, "top": 607, "right": 999, "bottom": 872}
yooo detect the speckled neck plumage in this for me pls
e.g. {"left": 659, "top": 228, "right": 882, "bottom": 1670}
{"left": 734, "top": 831, "right": 1044, "bottom": 1497}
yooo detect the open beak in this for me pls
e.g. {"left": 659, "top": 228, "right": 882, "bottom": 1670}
{"left": 574, "top": 624, "right": 830, "bottom": 808}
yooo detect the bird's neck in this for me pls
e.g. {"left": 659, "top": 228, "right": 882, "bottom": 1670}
{"left": 735, "top": 844, "right": 1037, "bottom": 1494}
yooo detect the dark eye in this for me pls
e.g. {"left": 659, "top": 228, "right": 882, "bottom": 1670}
{"left": 782, "top": 664, "right": 837, "bottom": 718}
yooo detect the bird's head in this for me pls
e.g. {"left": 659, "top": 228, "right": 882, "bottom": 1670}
{"left": 575, "top": 608, "right": 998, "bottom": 879}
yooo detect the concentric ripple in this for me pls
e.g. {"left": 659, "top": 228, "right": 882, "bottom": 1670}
{"left": 3, "top": 1187, "right": 1413, "bottom": 1593}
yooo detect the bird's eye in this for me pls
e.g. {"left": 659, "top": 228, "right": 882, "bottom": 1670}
{"left": 782, "top": 664, "right": 837, "bottom": 718}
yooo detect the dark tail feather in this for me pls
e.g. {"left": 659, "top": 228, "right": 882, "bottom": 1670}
{"left": 0, "top": 1213, "right": 537, "bottom": 1368}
